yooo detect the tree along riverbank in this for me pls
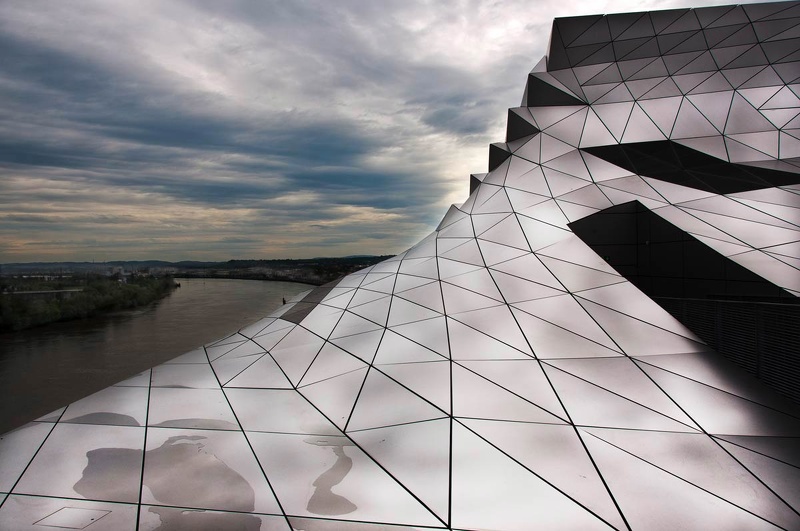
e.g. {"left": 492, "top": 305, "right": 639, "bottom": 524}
{"left": 0, "top": 275, "right": 178, "bottom": 332}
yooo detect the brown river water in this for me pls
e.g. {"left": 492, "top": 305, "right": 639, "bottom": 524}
{"left": 0, "top": 278, "right": 313, "bottom": 433}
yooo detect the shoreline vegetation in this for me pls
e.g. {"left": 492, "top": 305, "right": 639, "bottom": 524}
{"left": 0, "top": 255, "right": 391, "bottom": 332}
{"left": 174, "top": 256, "right": 392, "bottom": 285}
{"left": 0, "top": 275, "right": 177, "bottom": 332}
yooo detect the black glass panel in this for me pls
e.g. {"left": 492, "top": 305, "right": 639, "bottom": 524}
{"left": 569, "top": 200, "right": 796, "bottom": 301}
{"left": 570, "top": 200, "right": 800, "bottom": 401}
{"left": 470, "top": 174, "right": 483, "bottom": 195}
{"left": 506, "top": 109, "right": 540, "bottom": 142}
{"left": 524, "top": 74, "right": 585, "bottom": 107}
{"left": 583, "top": 140, "right": 800, "bottom": 193}
{"left": 489, "top": 143, "right": 511, "bottom": 172}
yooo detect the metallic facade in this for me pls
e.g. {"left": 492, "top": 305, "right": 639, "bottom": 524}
{"left": 1, "top": 2, "right": 799, "bottom": 529}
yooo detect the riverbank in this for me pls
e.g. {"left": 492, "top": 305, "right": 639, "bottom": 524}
{"left": 0, "top": 275, "right": 178, "bottom": 332}
{"left": 173, "top": 256, "right": 393, "bottom": 285}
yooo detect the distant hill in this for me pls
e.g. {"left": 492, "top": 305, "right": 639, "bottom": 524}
{"left": 0, "top": 256, "right": 393, "bottom": 285}
{"left": 1, "top": 261, "right": 175, "bottom": 273}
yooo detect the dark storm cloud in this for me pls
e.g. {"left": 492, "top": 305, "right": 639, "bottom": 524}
{"left": 0, "top": 11, "right": 447, "bottom": 212}
{"left": 0, "top": 0, "right": 711, "bottom": 261}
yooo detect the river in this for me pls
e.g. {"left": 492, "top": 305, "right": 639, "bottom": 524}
{"left": 0, "top": 278, "right": 313, "bottom": 433}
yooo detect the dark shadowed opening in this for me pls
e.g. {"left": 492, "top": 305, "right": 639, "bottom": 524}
{"left": 583, "top": 141, "right": 800, "bottom": 194}
{"left": 570, "top": 200, "right": 800, "bottom": 403}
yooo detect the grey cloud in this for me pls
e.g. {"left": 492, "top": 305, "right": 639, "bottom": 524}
{"left": 0, "top": 0, "right": 566, "bottom": 261}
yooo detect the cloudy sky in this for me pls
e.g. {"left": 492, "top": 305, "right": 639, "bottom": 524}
{"left": 1, "top": 0, "right": 741, "bottom": 262}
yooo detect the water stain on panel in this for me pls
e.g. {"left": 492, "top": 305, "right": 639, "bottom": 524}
{"left": 144, "top": 435, "right": 256, "bottom": 511}
{"left": 73, "top": 447, "right": 141, "bottom": 502}
{"left": 74, "top": 434, "right": 255, "bottom": 514}
{"left": 65, "top": 412, "right": 140, "bottom": 426}
{"left": 305, "top": 437, "right": 357, "bottom": 516}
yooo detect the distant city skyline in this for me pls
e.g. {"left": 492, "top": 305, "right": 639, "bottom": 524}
{"left": 1, "top": 0, "right": 743, "bottom": 262}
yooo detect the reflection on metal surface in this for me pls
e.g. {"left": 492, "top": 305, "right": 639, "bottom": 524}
{"left": 146, "top": 506, "right": 262, "bottom": 531}
{"left": 305, "top": 437, "right": 357, "bottom": 516}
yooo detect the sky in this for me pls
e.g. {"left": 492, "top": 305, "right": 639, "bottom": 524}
{"left": 0, "top": 0, "right": 746, "bottom": 262}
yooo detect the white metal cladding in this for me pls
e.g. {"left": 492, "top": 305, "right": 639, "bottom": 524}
{"left": 1, "top": 3, "right": 799, "bottom": 530}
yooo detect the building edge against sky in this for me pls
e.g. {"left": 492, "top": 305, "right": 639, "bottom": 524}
{"left": 0, "top": 2, "right": 800, "bottom": 530}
